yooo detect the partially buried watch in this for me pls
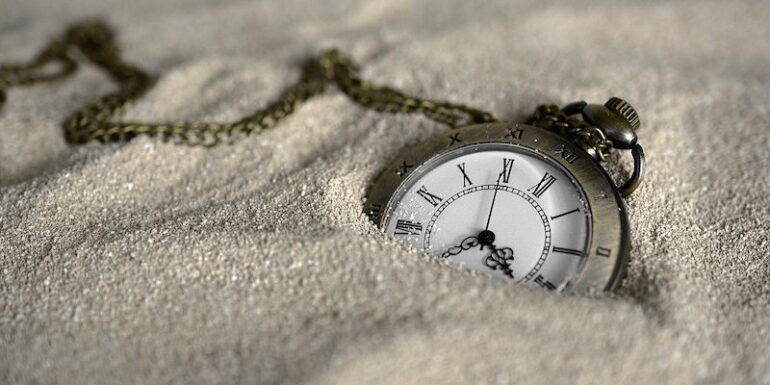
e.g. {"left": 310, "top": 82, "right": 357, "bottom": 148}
{"left": 0, "top": 22, "right": 644, "bottom": 294}
{"left": 364, "top": 98, "right": 645, "bottom": 293}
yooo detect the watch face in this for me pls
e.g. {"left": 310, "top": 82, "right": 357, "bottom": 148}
{"left": 382, "top": 143, "right": 590, "bottom": 291}
{"left": 365, "top": 123, "right": 629, "bottom": 293}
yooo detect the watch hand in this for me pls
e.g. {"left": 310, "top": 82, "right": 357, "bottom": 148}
{"left": 483, "top": 246, "right": 515, "bottom": 279}
{"left": 478, "top": 177, "right": 502, "bottom": 250}
{"left": 484, "top": 179, "right": 501, "bottom": 231}
{"left": 440, "top": 236, "right": 480, "bottom": 258}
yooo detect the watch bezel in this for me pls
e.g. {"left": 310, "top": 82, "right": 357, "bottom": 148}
{"left": 363, "top": 122, "right": 629, "bottom": 292}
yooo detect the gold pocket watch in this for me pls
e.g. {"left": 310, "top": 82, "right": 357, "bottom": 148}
{"left": 364, "top": 98, "right": 645, "bottom": 292}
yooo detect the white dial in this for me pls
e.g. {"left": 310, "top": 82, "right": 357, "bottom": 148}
{"left": 382, "top": 143, "right": 591, "bottom": 291}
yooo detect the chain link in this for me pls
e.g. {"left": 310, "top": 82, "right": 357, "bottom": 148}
{"left": 525, "top": 104, "right": 614, "bottom": 162}
{"left": 0, "top": 21, "right": 498, "bottom": 146}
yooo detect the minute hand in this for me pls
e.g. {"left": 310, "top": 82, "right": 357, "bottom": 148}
{"left": 484, "top": 179, "right": 501, "bottom": 231}
{"left": 477, "top": 178, "right": 501, "bottom": 250}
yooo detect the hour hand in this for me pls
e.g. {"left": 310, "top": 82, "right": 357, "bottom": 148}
{"left": 484, "top": 247, "right": 515, "bottom": 279}
{"left": 440, "top": 236, "right": 480, "bottom": 258}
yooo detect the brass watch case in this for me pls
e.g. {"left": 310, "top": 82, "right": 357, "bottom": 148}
{"left": 363, "top": 122, "right": 630, "bottom": 292}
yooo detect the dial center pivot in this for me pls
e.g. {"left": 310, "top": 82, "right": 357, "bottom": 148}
{"left": 478, "top": 229, "right": 496, "bottom": 247}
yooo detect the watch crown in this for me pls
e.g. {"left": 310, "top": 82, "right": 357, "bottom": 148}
{"left": 605, "top": 97, "right": 640, "bottom": 131}
{"left": 581, "top": 97, "right": 640, "bottom": 150}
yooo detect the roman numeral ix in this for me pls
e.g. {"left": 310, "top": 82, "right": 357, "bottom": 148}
{"left": 416, "top": 186, "right": 443, "bottom": 207}
{"left": 527, "top": 172, "right": 557, "bottom": 198}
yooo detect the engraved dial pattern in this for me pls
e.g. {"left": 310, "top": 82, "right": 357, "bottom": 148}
{"left": 383, "top": 143, "right": 591, "bottom": 291}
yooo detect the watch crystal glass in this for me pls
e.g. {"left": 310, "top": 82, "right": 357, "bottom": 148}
{"left": 382, "top": 143, "right": 591, "bottom": 291}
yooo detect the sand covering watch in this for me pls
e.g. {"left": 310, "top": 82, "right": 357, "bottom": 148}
{"left": 0, "top": 21, "right": 645, "bottom": 292}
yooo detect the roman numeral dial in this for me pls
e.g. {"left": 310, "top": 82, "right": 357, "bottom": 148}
{"left": 550, "top": 208, "right": 579, "bottom": 220}
{"left": 394, "top": 220, "right": 423, "bottom": 236}
{"left": 528, "top": 172, "right": 557, "bottom": 198}
{"left": 416, "top": 185, "right": 443, "bottom": 207}
{"left": 498, "top": 158, "right": 514, "bottom": 183}
{"left": 457, "top": 163, "right": 473, "bottom": 187}
{"left": 381, "top": 142, "right": 591, "bottom": 293}
{"left": 534, "top": 275, "right": 557, "bottom": 291}
{"left": 552, "top": 246, "right": 584, "bottom": 256}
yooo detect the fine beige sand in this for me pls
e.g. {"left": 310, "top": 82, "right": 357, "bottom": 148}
{"left": 1, "top": 1, "right": 769, "bottom": 384}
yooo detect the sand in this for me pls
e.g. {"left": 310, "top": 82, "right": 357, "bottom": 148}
{"left": 1, "top": 0, "right": 769, "bottom": 384}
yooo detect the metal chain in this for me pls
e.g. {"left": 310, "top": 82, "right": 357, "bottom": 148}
{"left": 0, "top": 21, "right": 498, "bottom": 146}
{"left": 0, "top": 20, "right": 613, "bottom": 160}
{"left": 525, "top": 104, "right": 614, "bottom": 162}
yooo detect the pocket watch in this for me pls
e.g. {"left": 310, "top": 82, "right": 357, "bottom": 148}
{"left": 364, "top": 98, "right": 645, "bottom": 293}
{"left": 0, "top": 23, "right": 645, "bottom": 293}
